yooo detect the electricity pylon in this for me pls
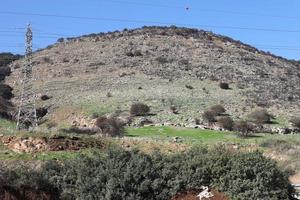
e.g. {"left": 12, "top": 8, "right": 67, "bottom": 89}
{"left": 16, "top": 24, "right": 38, "bottom": 130}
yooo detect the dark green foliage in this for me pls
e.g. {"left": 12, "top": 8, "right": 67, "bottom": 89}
{"left": 0, "top": 52, "right": 21, "bottom": 81}
{"left": 130, "top": 103, "right": 150, "bottom": 116}
{"left": 0, "top": 52, "right": 21, "bottom": 67}
{"left": 248, "top": 110, "right": 274, "bottom": 124}
{"left": 217, "top": 116, "right": 234, "bottom": 130}
{"left": 219, "top": 82, "right": 230, "bottom": 89}
{"left": 0, "top": 84, "right": 13, "bottom": 99}
{"left": 185, "top": 85, "right": 194, "bottom": 90}
{"left": 0, "top": 96, "right": 13, "bottom": 119}
{"left": 36, "top": 107, "right": 48, "bottom": 119}
{"left": 0, "top": 66, "right": 11, "bottom": 80}
{"left": 0, "top": 165, "right": 59, "bottom": 199}
{"left": 290, "top": 117, "right": 300, "bottom": 128}
{"left": 0, "top": 148, "right": 295, "bottom": 200}
{"left": 0, "top": 52, "right": 20, "bottom": 119}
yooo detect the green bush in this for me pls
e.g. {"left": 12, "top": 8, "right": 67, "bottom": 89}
{"left": 217, "top": 116, "right": 233, "bottom": 130}
{"left": 209, "top": 105, "right": 226, "bottom": 116}
{"left": 0, "top": 148, "right": 295, "bottom": 200}
{"left": 130, "top": 103, "right": 150, "bottom": 116}
{"left": 247, "top": 110, "right": 273, "bottom": 124}
{"left": 219, "top": 82, "right": 229, "bottom": 89}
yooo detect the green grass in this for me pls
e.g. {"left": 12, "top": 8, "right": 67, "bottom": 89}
{"left": 127, "top": 126, "right": 237, "bottom": 143}
{"left": 126, "top": 126, "right": 300, "bottom": 145}
{"left": 0, "top": 119, "right": 16, "bottom": 134}
{"left": 0, "top": 147, "right": 104, "bottom": 161}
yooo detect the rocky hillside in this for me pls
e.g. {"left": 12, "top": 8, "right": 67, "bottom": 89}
{"left": 7, "top": 26, "right": 300, "bottom": 126}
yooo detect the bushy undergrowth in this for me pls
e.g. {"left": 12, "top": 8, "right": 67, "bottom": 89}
{"left": 95, "top": 116, "right": 125, "bottom": 137}
{"left": 130, "top": 103, "right": 150, "bottom": 116}
{"left": 247, "top": 109, "right": 274, "bottom": 124}
{"left": 0, "top": 148, "right": 295, "bottom": 200}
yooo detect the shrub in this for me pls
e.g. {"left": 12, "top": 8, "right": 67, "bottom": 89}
{"left": 0, "top": 147, "right": 295, "bottom": 200}
{"left": 62, "top": 58, "right": 69, "bottom": 63}
{"left": 219, "top": 82, "right": 229, "bottom": 89}
{"left": 290, "top": 117, "right": 300, "bottom": 128}
{"left": 0, "top": 97, "right": 13, "bottom": 119}
{"left": 130, "top": 103, "right": 150, "bottom": 116}
{"left": 0, "top": 66, "right": 11, "bottom": 80}
{"left": 95, "top": 117, "right": 124, "bottom": 137}
{"left": 202, "top": 110, "right": 216, "bottom": 123}
{"left": 106, "top": 92, "right": 112, "bottom": 98}
{"left": 125, "top": 50, "right": 143, "bottom": 57}
{"left": 217, "top": 116, "right": 233, "bottom": 130}
{"left": 0, "top": 84, "right": 13, "bottom": 99}
{"left": 156, "top": 56, "right": 169, "bottom": 64}
{"left": 185, "top": 85, "right": 194, "bottom": 90}
{"left": 0, "top": 165, "right": 59, "bottom": 200}
{"left": 234, "top": 121, "right": 253, "bottom": 137}
{"left": 209, "top": 104, "right": 226, "bottom": 115}
{"left": 57, "top": 38, "right": 64, "bottom": 43}
{"left": 42, "top": 57, "right": 53, "bottom": 64}
{"left": 0, "top": 52, "right": 21, "bottom": 67}
{"left": 170, "top": 105, "right": 178, "bottom": 114}
{"left": 247, "top": 110, "right": 273, "bottom": 124}
{"left": 36, "top": 107, "right": 48, "bottom": 119}
{"left": 40, "top": 95, "right": 51, "bottom": 101}
{"left": 44, "top": 148, "right": 294, "bottom": 200}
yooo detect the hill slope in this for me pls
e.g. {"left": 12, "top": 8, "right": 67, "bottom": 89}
{"left": 7, "top": 26, "right": 300, "bottom": 126}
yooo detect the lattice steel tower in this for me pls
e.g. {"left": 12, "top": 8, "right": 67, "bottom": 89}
{"left": 16, "top": 24, "right": 38, "bottom": 130}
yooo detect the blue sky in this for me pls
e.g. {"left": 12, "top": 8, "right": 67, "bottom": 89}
{"left": 0, "top": 0, "right": 300, "bottom": 60}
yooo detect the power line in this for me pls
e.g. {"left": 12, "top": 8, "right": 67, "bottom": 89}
{"left": 0, "top": 33, "right": 62, "bottom": 39}
{"left": 0, "top": 30, "right": 75, "bottom": 37}
{"left": 1, "top": 11, "right": 300, "bottom": 34}
{"left": 102, "top": 0, "right": 300, "bottom": 20}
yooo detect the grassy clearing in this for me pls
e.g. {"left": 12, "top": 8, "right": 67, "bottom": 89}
{"left": 126, "top": 126, "right": 300, "bottom": 145}
{"left": 126, "top": 126, "right": 235, "bottom": 144}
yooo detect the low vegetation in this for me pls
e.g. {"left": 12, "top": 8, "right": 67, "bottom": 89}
{"left": 130, "top": 103, "right": 150, "bottom": 116}
{"left": 290, "top": 117, "right": 300, "bottom": 128}
{"left": 202, "top": 105, "right": 226, "bottom": 123}
{"left": 95, "top": 116, "right": 125, "bottom": 137}
{"left": 217, "top": 116, "right": 234, "bottom": 130}
{"left": 233, "top": 121, "right": 254, "bottom": 137}
{"left": 219, "top": 82, "right": 230, "bottom": 90}
{"left": 247, "top": 109, "right": 274, "bottom": 124}
{"left": 0, "top": 147, "right": 295, "bottom": 200}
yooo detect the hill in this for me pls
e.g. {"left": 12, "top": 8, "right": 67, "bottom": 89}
{"left": 6, "top": 26, "right": 300, "bottom": 127}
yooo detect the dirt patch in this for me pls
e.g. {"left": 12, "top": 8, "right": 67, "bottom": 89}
{"left": 171, "top": 190, "right": 229, "bottom": 200}
{"left": 290, "top": 172, "right": 300, "bottom": 184}
{"left": 0, "top": 135, "right": 105, "bottom": 153}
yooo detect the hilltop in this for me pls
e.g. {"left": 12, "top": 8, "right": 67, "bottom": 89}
{"left": 6, "top": 26, "right": 300, "bottom": 127}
